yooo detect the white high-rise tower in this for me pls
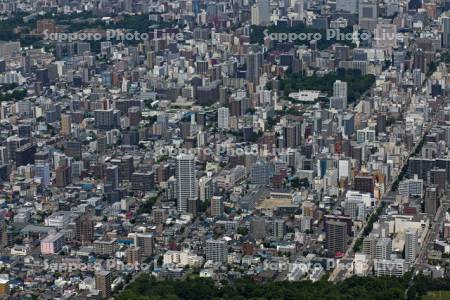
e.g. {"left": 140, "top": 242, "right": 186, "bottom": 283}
{"left": 333, "top": 80, "right": 348, "bottom": 108}
{"left": 218, "top": 107, "right": 229, "bottom": 130}
{"left": 176, "top": 154, "right": 196, "bottom": 212}
{"left": 405, "top": 228, "right": 418, "bottom": 263}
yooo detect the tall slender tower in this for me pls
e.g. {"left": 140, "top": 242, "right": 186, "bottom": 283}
{"left": 176, "top": 154, "right": 196, "bottom": 212}
{"left": 246, "top": 51, "right": 263, "bottom": 85}
{"left": 333, "top": 80, "right": 348, "bottom": 108}
{"left": 405, "top": 228, "right": 418, "bottom": 263}
{"left": 442, "top": 16, "right": 450, "bottom": 48}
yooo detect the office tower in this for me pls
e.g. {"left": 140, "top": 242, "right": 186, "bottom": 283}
{"left": 0, "top": 216, "right": 8, "bottom": 248}
{"left": 188, "top": 197, "right": 198, "bottom": 216}
{"left": 218, "top": 107, "right": 230, "bottom": 130}
{"left": 36, "top": 68, "right": 49, "bottom": 85}
{"left": 413, "top": 68, "right": 423, "bottom": 87}
{"left": 330, "top": 97, "right": 344, "bottom": 110}
{"left": 194, "top": 130, "right": 205, "bottom": 145}
{"left": 94, "top": 109, "right": 120, "bottom": 130}
{"left": 398, "top": 175, "right": 423, "bottom": 197}
{"left": 134, "top": 233, "right": 154, "bottom": 257}
{"left": 35, "top": 162, "right": 50, "bottom": 187}
{"left": 302, "top": 201, "right": 316, "bottom": 217}
{"left": 300, "top": 215, "right": 312, "bottom": 232}
{"left": 283, "top": 123, "right": 301, "bottom": 148}
{"left": 199, "top": 176, "right": 213, "bottom": 202}
{"left": 180, "top": 120, "right": 192, "bottom": 140}
{"left": 176, "top": 154, "right": 196, "bottom": 212}
{"left": 167, "top": 177, "right": 177, "bottom": 201}
{"left": 375, "top": 237, "right": 392, "bottom": 260}
{"left": 273, "top": 219, "right": 285, "bottom": 239}
{"left": 443, "top": 16, "right": 450, "bottom": 48}
{"left": 211, "top": 195, "right": 224, "bottom": 217}
{"left": 128, "top": 106, "right": 141, "bottom": 127}
{"left": 344, "top": 199, "right": 365, "bottom": 220}
{"left": 196, "top": 60, "right": 208, "bottom": 74}
{"left": 105, "top": 165, "right": 119, "bottom": 190}
{"left": 250, "top": 217, "right": 266, "bottom": 240}
{"left": 64, "top": 141, "right": 82, "bottom": 160}
{"left": 430, "top": 168, "right": 446, "bottom": 191}
{"left": 333, "top": 80, "right": 348, "bottom": 108}
{"left": 362, "top": 233, "right": 377, "bottom": 258}
{"left": 343, "top": 113, "right": 355, "bottom": 136}
{"left": 55, "top": 165, "right": 71, "bottom": 188}
{"left": 336, "top": 0, "right": 358, "bottom": 13}
{"left": 205, "top": 239, "right": 228, "bottom": 263}
{"left": 246, "top": 50, "right": 263, "bottom": 84}
{"left": 119, "top": 155, "right": 134, "bottom": 182}
{"left": 408, "top": 0, "right": 421, "bottom": 9}
{"left": 354, "top": 175, "right": 374, "bottom": 193}
{"left": 405, "top": 228, "right": 418, "bottom": 263}
{"left": 18, "top": 124, "right": 31, "bottom": 138}
{"left": 393, "top": 50, "right": 406, "bottom": 69}
{"left": 124, "top": 0, "right": 132, "bottom": 12}
{"left": 122, "top": 128, "right": 139, "bottom": 146}
{"left": 250, "top": 159, "right": 270, "bottom": 185}
{"left": 71, "top": 161, "right": 83, "bottom": 178}
{"left": 60, "top": 114, "right": 71, "bottom": 136}
{"left": 251, "top": 0, "right": 270, "bottom": 25}
{"left": 413, "top": 48, "right": 426, "bottom": 73}
{"left": 95, "top": 271, "right": 112, "bottom": 299}
{"left": 294, "top": 0, "right": 304, "bottom": 19}
{"left": 335, "top": 45, "right": 350, "bottom": 61}
{"left": 376, "top": 113, "right": 386, "bottom": 134}
{"left": 425, "top": 185, "right": 438, "bottom": 215}
{"left": 15, "top": 143, "right": 36, "bottom": 167}
{"left": 325, "top": 220, "right": 348, "bottom": 257}
{"left": 0, "top": 59, "right": 6, "bottom": 73}
{"left": 358, "top": 0, "right": 378, "bottom": 31}
{"left": 131, "top": 171, "right": 155, "bottom": 192}
{"left": 75, "top": 213, "right": 94, "bottom": 245}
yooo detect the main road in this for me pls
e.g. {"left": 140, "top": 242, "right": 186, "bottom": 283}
{"left": 329, "top": 88, "right": 439, "bottom": 282}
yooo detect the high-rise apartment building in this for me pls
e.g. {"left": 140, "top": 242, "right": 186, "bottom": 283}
{"left": 405, "top": 228, "right": 418, "bottom": 263}
{"left": 442, "top": 16, "right": 450, "bottom": 48}
{"left": 176, "top": 154, "right": 196, "bottom": 212}
{"left": 246, "top": 51, "right": 263, "bottom": 84}
{"left": 333, "top": 80, "right": 348, "bottom": 109}
{"left": 218, "top": 107, "right": 230, "bottom": 130}
{"left": 205, "top": 239, "right": 228, "bottom": 263}
{"left": 325, "top": 220, "right": 348, "bottom": 257}
{"left": 95, "top": 271, "right": 112, "bottom": 299}
{"left": 134, "top": 233, "right": 154, "bottom": 258}
{"left": 425, "top": 185, "right": 439, "bottom": 215}
{"left": 211, "top": 195, "right": 224, "bottom": 217}
{"left": 60, "top": 114, "right": 71, "bottom": 136}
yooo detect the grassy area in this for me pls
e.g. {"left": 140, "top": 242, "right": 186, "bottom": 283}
{"left": 423, "top": 291, "right": 450, "bottom": 300}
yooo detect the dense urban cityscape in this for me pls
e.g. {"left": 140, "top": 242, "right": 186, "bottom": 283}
{"left": 0, "top": 0, "right": 450, "bottom": 299}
